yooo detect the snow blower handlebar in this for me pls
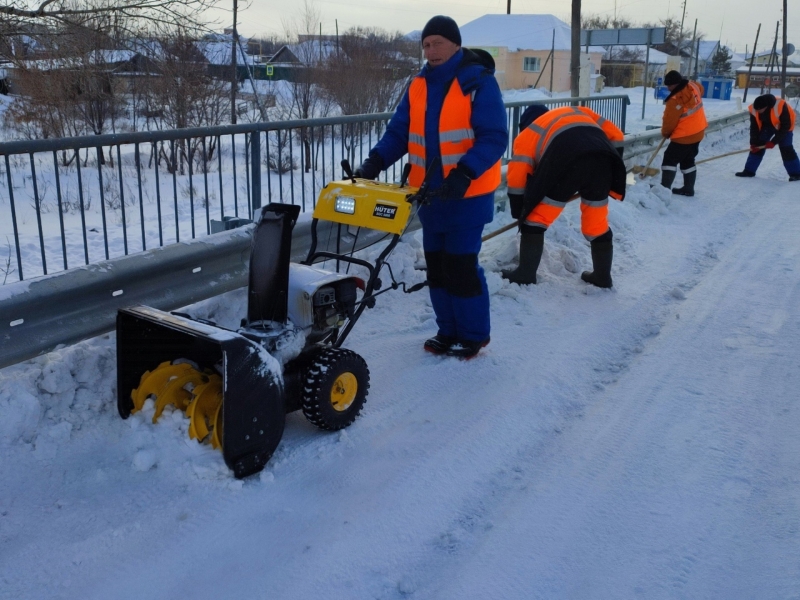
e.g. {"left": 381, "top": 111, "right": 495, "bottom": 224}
{"left": 341, "top": 159, "right": 357, "bottom": 184}
{"left": 406, "top": 157, "right": 441, "bottom": 206}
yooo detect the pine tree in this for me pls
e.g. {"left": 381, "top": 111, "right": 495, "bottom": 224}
{"left": 710, "top": 46, "right": 732, "bottom": 76}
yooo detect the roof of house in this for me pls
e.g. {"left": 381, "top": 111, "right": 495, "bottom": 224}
{"left": 268, "top": 41, "right": 339, "bottom": 65}
{"left": 460, "top": 14, "right": 604, "bottom": 53}
{"left": 197, "top": 39, "right": 256, "bottom": 67}
{"left": 696, "top": 40, "right": 720, "bottom": 61}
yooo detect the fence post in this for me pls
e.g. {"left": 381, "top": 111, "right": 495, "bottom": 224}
{"left": 250, "top": 131, "right": 261, "bottom": 211}
{"left": 621, "top": 96, "right": 629, "bottom": 134}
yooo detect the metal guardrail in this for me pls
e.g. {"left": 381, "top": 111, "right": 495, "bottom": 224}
{"left": 0, "top": 212, "right": 420, "bottom": 369}
{"left": 619, "top": 110, "right": 750, "bottom": 160}
{"left": 0, "top": 95, "right": 630, "bottom": 283}
{"left": 0, "top": 100, "right": 750, "bottom": 371}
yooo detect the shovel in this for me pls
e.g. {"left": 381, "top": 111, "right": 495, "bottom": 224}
{"left": 633, "top": 137, "right": 667, "bottom": 179}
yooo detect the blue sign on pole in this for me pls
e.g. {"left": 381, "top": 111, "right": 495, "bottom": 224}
{"left": 657, "top": 77, "right": 663, "bottom": 86}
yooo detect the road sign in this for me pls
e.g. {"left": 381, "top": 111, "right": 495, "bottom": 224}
{"left": 657, "top": 77, "right": 663, "bottom": 86}
{"left": 266, "top": 65, "right": 274, "bottom": 77}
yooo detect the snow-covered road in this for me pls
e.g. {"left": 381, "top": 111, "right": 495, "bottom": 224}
{"left": 2, "top": 125, "right": 799, "bottom": 599}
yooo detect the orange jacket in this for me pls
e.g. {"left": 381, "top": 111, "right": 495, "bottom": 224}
{"left": 507, "top": 106, "right": 624, "bottom": 196}
{"left": 407, "top": 77, "right": 501, "bottom": 197}
{"left": 749, "top": 98, "right": 796, "bottom": 132}
{"left": 661, "top": 81, "right": 707, "bottom": 143}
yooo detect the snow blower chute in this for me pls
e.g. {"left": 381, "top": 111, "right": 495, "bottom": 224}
{"left": 117, "top": 161, "right": 422, "bottom": 478}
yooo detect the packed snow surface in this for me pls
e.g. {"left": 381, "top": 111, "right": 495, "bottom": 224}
{"left": 2, "top": 96, "right": 800, "bottom": 598}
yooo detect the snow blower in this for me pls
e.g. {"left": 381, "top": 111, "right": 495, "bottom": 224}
{"left": 117, "top": 161, "right": 426, "bottom": 478}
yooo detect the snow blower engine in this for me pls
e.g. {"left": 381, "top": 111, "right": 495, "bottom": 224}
{"left": 116, "top": 161, "right": 426, "bottom": 478}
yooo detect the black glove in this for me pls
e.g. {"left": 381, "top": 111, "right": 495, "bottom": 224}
{"left": 353, "top": 152, "right": 383, "bottom": 180}
{"left": 433, "top": 163, "right": 473, "bottom": 200}
{"left": 508, "top": 193, "right": 524, "bottom": 219}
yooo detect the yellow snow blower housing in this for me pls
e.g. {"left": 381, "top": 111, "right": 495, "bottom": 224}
{"left": 312, "top": 178, "right": 417, "bottom": 235}
{"left": 117, "top": 163, "right": 425, "bottom": 480}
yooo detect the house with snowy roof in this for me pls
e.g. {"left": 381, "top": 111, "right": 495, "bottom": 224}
{"left": 459, "top": 14, "right": 605, "bottom": 92}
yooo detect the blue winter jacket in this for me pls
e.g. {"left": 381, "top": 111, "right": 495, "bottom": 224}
{"left": 371, "top": 49, "right": 508, "bottom": 233}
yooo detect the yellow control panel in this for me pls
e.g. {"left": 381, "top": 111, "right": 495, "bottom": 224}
{"left": 313, "top": 178, "right": 418, "bottom": 235}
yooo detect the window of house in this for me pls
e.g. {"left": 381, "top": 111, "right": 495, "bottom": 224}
{"left": 523, "top": 57, "right": 541, "bottom": 72}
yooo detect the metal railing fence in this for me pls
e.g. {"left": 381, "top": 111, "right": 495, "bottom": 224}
{"left": 0, "top": 95, "right": 630, "bottom": 283}
{"left": 0, "top": 108, "right": 754, "bottom": 370}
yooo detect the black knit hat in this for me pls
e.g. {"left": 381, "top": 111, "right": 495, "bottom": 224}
{"left": 753, "top": 94, "right": 775, "bottom": 110}
{"left": 519, "top": 104, "right": 549, "bottom": 130}
{"left": 421, "top": 15, "right": 461, "bottom": 46}
{"left": 664, "top": 70, "right": 683, "bottom": 86}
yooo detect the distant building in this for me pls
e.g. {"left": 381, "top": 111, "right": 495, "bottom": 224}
{"left": 601, "top": 45, "right": 670, "bottom": 87}
{"left": 459, "top": 14, "right": 605, "bottom": 93}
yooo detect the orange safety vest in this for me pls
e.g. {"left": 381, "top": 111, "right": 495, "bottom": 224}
{"left": 750, "top": 98, "right": 796, "bottom": 131}
{"left": 407, "top": 77, "right": 501, "bottom": 197}
{"left": 507, "top": 106, "right": 624, "bottom": 196}
{"left": 670, "top": 81, "right": 708, "bottom": 139}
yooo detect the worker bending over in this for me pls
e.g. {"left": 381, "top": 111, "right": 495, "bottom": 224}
{"left": 504, "top": 105, "right": 626, "bottom": 288}
{"left": 735, "top": 93, "right": 800, "bottom": 181}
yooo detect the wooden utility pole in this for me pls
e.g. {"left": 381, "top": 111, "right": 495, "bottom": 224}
{"left": 743, "top": 24, "right": 760, "bottom": 103}
{"left": 690, "top": 19, "right": 698, "bottom": 78}
{"left": 550, "top": 29, "right": 555, "bottom": 93}
{"left": 763, "top": 21, "right": 779, "bottom": 94}
{"left": 571, "top": 0, "right": 581, "bottom": 99}
{"left": 507, "top": 0, "right": 511, "bottom": 14}
{"left": 679, "top": 0, "right": 688, "bottom": 50}
{"left": 230, "top": 0, "right": 238, "bottom": 124}
{"left": 781, "top": 0, "right": 788, "bottom": 98}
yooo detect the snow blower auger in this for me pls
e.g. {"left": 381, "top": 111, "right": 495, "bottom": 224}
{"left": 117, "top": 160, "right": 423, "bottom": 479}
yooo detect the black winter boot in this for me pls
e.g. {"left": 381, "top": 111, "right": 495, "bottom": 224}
{"left": 735, "top": 170, "right": 755, "bottom": 177}
{"left": 660, "top": 167, "right": 677, "bottom": 189}
{"left": 581, "top": 231, "right": 614, "bottom": 288}
{"left": 672, "top": 169, "right": 696, "bottom": 196}
{"left": 501, "top": 227, "right": 544, "bottom": 285}
{"left": 424, "top": 334, "right": 456, "bottom": 355}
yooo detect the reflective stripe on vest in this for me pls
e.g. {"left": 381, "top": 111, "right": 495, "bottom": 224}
{"left": 750, "top": 99, "right": 796, "bottom": 132}
{"left": 407, "top": 77, "right": 501, "bottom": 197}
{"left": 671, "top": 81, "right": 707, "bottom": 139}
{"left": 529, "top": 108, "right": 603, "bottom": 167}
{"left": 507, "top": 106, "right": 624, "bottom": 197}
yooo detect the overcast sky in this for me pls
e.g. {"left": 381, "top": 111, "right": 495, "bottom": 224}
{"left": 224, "top": 0, "right": 794, "bottom": 56}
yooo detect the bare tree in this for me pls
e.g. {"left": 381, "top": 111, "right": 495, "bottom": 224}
{"left": 276, "top": 0, "right": 335, "bottom": 174}
{"left": 3, "top": 17, "right": 126, "bottom": 163}
{"left": 137, "top": 27, "right": 229, "bottom": 174}
{"left": 581, "top": 14, "right": 633, "bottom": 30}
{"left": 319, "top": 26, "right": 416, "bottom": 165}
{"left": 0, "top": 0, "right": 221, "bottom": 39}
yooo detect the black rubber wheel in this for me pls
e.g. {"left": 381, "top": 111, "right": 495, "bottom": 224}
{"left": 301, "top": 347, "right": 369, "bottom": 431}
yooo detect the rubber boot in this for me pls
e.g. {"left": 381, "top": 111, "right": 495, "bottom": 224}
{"left": 581, "top": 232, "right": 613, "bottom": 288}
{"left": 781, "top": 146, "right": 800, "bottom": 180}
{"left": 672, "top": 169, "right": 696, "bottom": 196}
{"left": 660, "top": 167, "right": 677, "bottom": 189}
{"left": 501, "top": 227, "right": 544, "bottom": 285}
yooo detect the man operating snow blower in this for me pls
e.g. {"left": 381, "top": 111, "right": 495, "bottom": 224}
{"left": 503, "top": 105, "right": 626, "bottom": 288}
{"left": 353, "top": 15, "right": 507, "bottom": 359}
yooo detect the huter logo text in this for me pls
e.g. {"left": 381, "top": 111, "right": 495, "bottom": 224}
{"left": 373, "top": 204, "right": 398, "bottom": 219}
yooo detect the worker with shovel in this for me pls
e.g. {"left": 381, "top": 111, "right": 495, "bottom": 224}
{"left": 735, "top": 94, "right": 800, "bottom": 181}
{"left": 503, "top": 106, "right": 626, "bottom": 288}
{"left": 659, "top": 70, "right": 708, "bottom": 196}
